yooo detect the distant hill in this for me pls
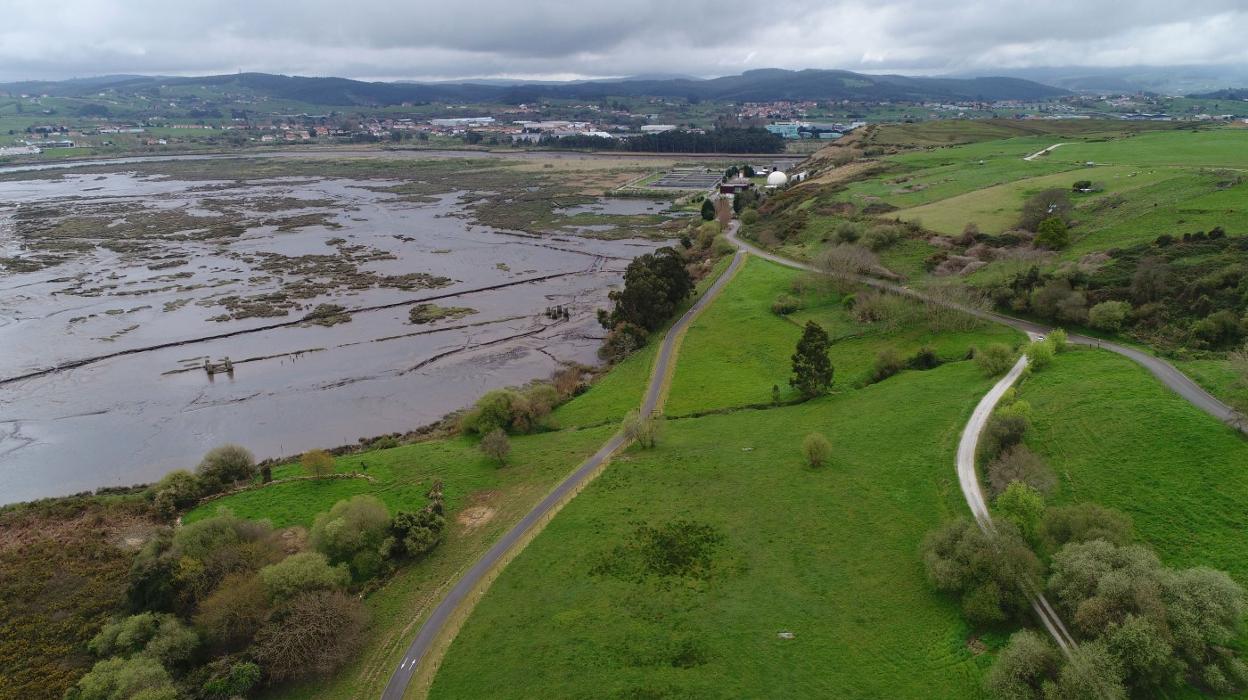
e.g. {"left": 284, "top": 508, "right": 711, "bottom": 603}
{"left": 1188, "top": 88, "right": 1248, "bottom": 101}
{"left": 0, "top": 68, "right": 1066, "bottom": 107}
{"left": 962, "top": 65, "right": 1248, "bottom": 95}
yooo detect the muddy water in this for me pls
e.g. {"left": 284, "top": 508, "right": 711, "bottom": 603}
{"left": 0, "top": 171, "right": 662, "bottom": 504}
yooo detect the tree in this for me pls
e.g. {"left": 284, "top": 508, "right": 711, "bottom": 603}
{"left": 193, "top": 572, "right": 271, "bottom": 652}
{"left": 980, "top": 405, "right": 1031, "bottom": 461}
{"left": 802, "top": 432, "right": 831, "bottom": 467}
{"left": 310, "top": 495, "right": 392, "bottom": 580}
{"left": 1042, "top": 502, "right": 1133, "bottom": 548}
{"left": 985, "top": 629, "right": 1061, "bottom": 700}
{"left": 301, "top": 449, "right": 334, "bottom": 479}
{"left": 994, "top": 482, "right": 1046, "bottom": 543}
{"left": 700, "top": 199, "right": 715, "bottom": 221}
{"left": 258, "top": 551, "right": 349, "bottom": 602}
{"left": 599, "top": 248, "right": 693, "bottom": 332}
{"left": 987, "top": 445, "right": 1056, "bottom": 498}
{"left": 790, "top": 321, "right": 833, "bottom": 398}
{"left": 1018, "top": 189, "right": 1072, "bottom": 231}
{"left": 251, "top": 590, "right": 367, "bottom": 683}
{"left": 1088, "top": 301, "right": 1130, "bottom": 331}
{"left": 921, "top": 518, "right": 1041, "bottom": 625}
{"left": 480, "top": 428, "right": 511, "bottom": 465}
{"left": 195, "top": 444, "right": 255, "bottom": 491}
{"left": 975, "top": 343, "right": 1015, "bottom": 376}
{"left": 622, "top": 410, "right": 660, "bottom": 448}
{"left": 1046, "top": 640, "right": 1128, "bottom": 699}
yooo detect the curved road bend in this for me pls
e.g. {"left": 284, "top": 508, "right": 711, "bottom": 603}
{"left": 724, "top": 228, "right": 1244, "bottom": 432}
{"left": 957, "top": 353, "right": 1078, "bottom": 654}
{"left": 381, "top": 237, "right": 748, "bottom": 699}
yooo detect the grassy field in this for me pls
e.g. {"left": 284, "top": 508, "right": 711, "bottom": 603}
{"left": 1018, "top": 349, "right": 1248, "bottom": 581}
{"left": 182, "top": 250, "right": 737, "bottom": 699}
{"left": 894, "top": 165, "right": 1175, "bottom": 236}
{"left": 665, "top": 257, "right": 1023, "bottom": 415}
{"left": 429, "top": 361, "right": 999, "bottom": 699}
{"left": 187, "top": 426, "right": 613, "bottom": 700}
{"left": 1052, "top": 129, "right": 1248, "bottom": 169}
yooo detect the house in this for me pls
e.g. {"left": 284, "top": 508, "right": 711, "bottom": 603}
{"left": 719, "top": 177, "right": 753, "bottom": 195}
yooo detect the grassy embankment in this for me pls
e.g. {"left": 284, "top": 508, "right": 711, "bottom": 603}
{"left": 1018, "top": 349, "right": 1248, "bottom": 582}
{"left": 183, "top": 253, "right": 732, "bottom": 700}
{"left": 428, "top": 257, "right": 1027, "bottom": 698}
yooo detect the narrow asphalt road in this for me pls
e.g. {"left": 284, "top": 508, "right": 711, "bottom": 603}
{"left": 381, "top": 235, "right": 747, "bottom": 700}
{"left": 724, "top": 228, "right": 1243, "bottom": 431}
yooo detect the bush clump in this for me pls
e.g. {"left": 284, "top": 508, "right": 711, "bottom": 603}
{"left": 974, "top": 343, "right": 1016, "bottom": 376}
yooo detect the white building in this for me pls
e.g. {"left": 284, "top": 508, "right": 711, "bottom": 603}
{"left": 640, "top": 124, "right": 678, "bottom": 134}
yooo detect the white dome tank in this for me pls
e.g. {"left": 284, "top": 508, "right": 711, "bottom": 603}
{"left": 766, "top": 171, "right": 788, "bottom": 186}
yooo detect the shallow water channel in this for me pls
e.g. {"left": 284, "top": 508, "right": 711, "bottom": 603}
{"left": 0, "top": 169, "right": 666, "bottom": 504}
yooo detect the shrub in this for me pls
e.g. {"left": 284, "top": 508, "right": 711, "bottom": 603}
{"left": 460, "top": 385, "right": 558, "bottom": 435}
{"left": 1025, "top": 339, "right": 1054, "bottom": 370}
{"left": 309, "top": 495, "right": 392, "bottom": 580}
{"left": 74, "top": 656, "right": 178, "bottom": 700}
{"left": 480, "top": 428, "right": 511, "bottom": 465}
{"left": 88, "top": 612, "right": 198, "bottom": 666}
{"left": 598, "top": 322, "right": 649, "bottom": 363}
{"left": 301, "top": 449, "right": 334, "bottom": 479}
{"left": 740, "top": 208, "right": 759, "bottom": 225}
{"left": 871, "top": 347, "right": 905, "bottom": 383}
{"left": 994, "top": 482, "right": 1046, "bottom": 543}
{"left": 908, "top": 345, "right": 941, "bottom": 370}
{"left": 193, "top": 572, "right": 270, "bottom": 652}
{"left": 200, "top": 661, "right": 261, "bottom": 698}
{"left": 987, "top": 445, "right": 1056, "bottom": 497}
{"left": 831, "top": 220, "right": 862, "bottom": 244}
{"left": 622, "top": 410, "right": 660, "bottom": 448}
{"left": 1042, "top": 503, "right": 1133, "bottom": 548}
{"left": 771, "top": 293, "right": 799, "bottom": 315}
{"left": 1089, "top": 300, "right": 1131, "bottom": 331}
{"left": 259, "top": 552, "right": 350, "bottom": 602}
{"left": 980, "top": 409, "right": 1031, "bottom": 462}
{"left": 712, "top": 234, "right": 735, "bottom": 257}
{"left": 802, "top": 432, "right": 832, "bottom": 467}
{"left": 195, "top": 444, "right": 256, "bottom": 491}
{"left": 150, "top": 470, "right": 204, "bottom": 518}
{"left": 974, "top": 343, "right": 1015, "bottom": 376}
{"left": 251, "top": 590, "right": 367, "bottom": 683}
{"left": 390, "top": 484, "right": 445, "bottom": 559}
{"left": 862, "top": 223, "right": 902, "bottom": 251}
{"left": 1047, "top": 328, "right": 1068, "bottom": 352}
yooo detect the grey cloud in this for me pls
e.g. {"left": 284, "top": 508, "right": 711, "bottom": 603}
{"left": 1, "top": 0, "right": 1247, "bottom": 81}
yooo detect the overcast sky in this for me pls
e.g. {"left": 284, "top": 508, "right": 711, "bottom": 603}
{"left": 3, "top": 0, "right": 1248, "bottom": 82}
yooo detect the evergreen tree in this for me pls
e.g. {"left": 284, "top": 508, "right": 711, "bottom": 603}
{"left": 790, "top": 321, "right": 833, "bottom": 398}
{"left": 701, "top": 199, "right": 716, "bottom": 221}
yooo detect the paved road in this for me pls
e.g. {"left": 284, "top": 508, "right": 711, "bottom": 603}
{"left": 381, "top": 236, "right": 747, "bottom": 699}
{"left": 957, "top": 353, "right": 1078, "bottom": 654}
{"left": 1022, "top": 143, "right": 1070, "bottom": 161}
{"left": 724, "top": 228, "right": 1243, "bottom": 431}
